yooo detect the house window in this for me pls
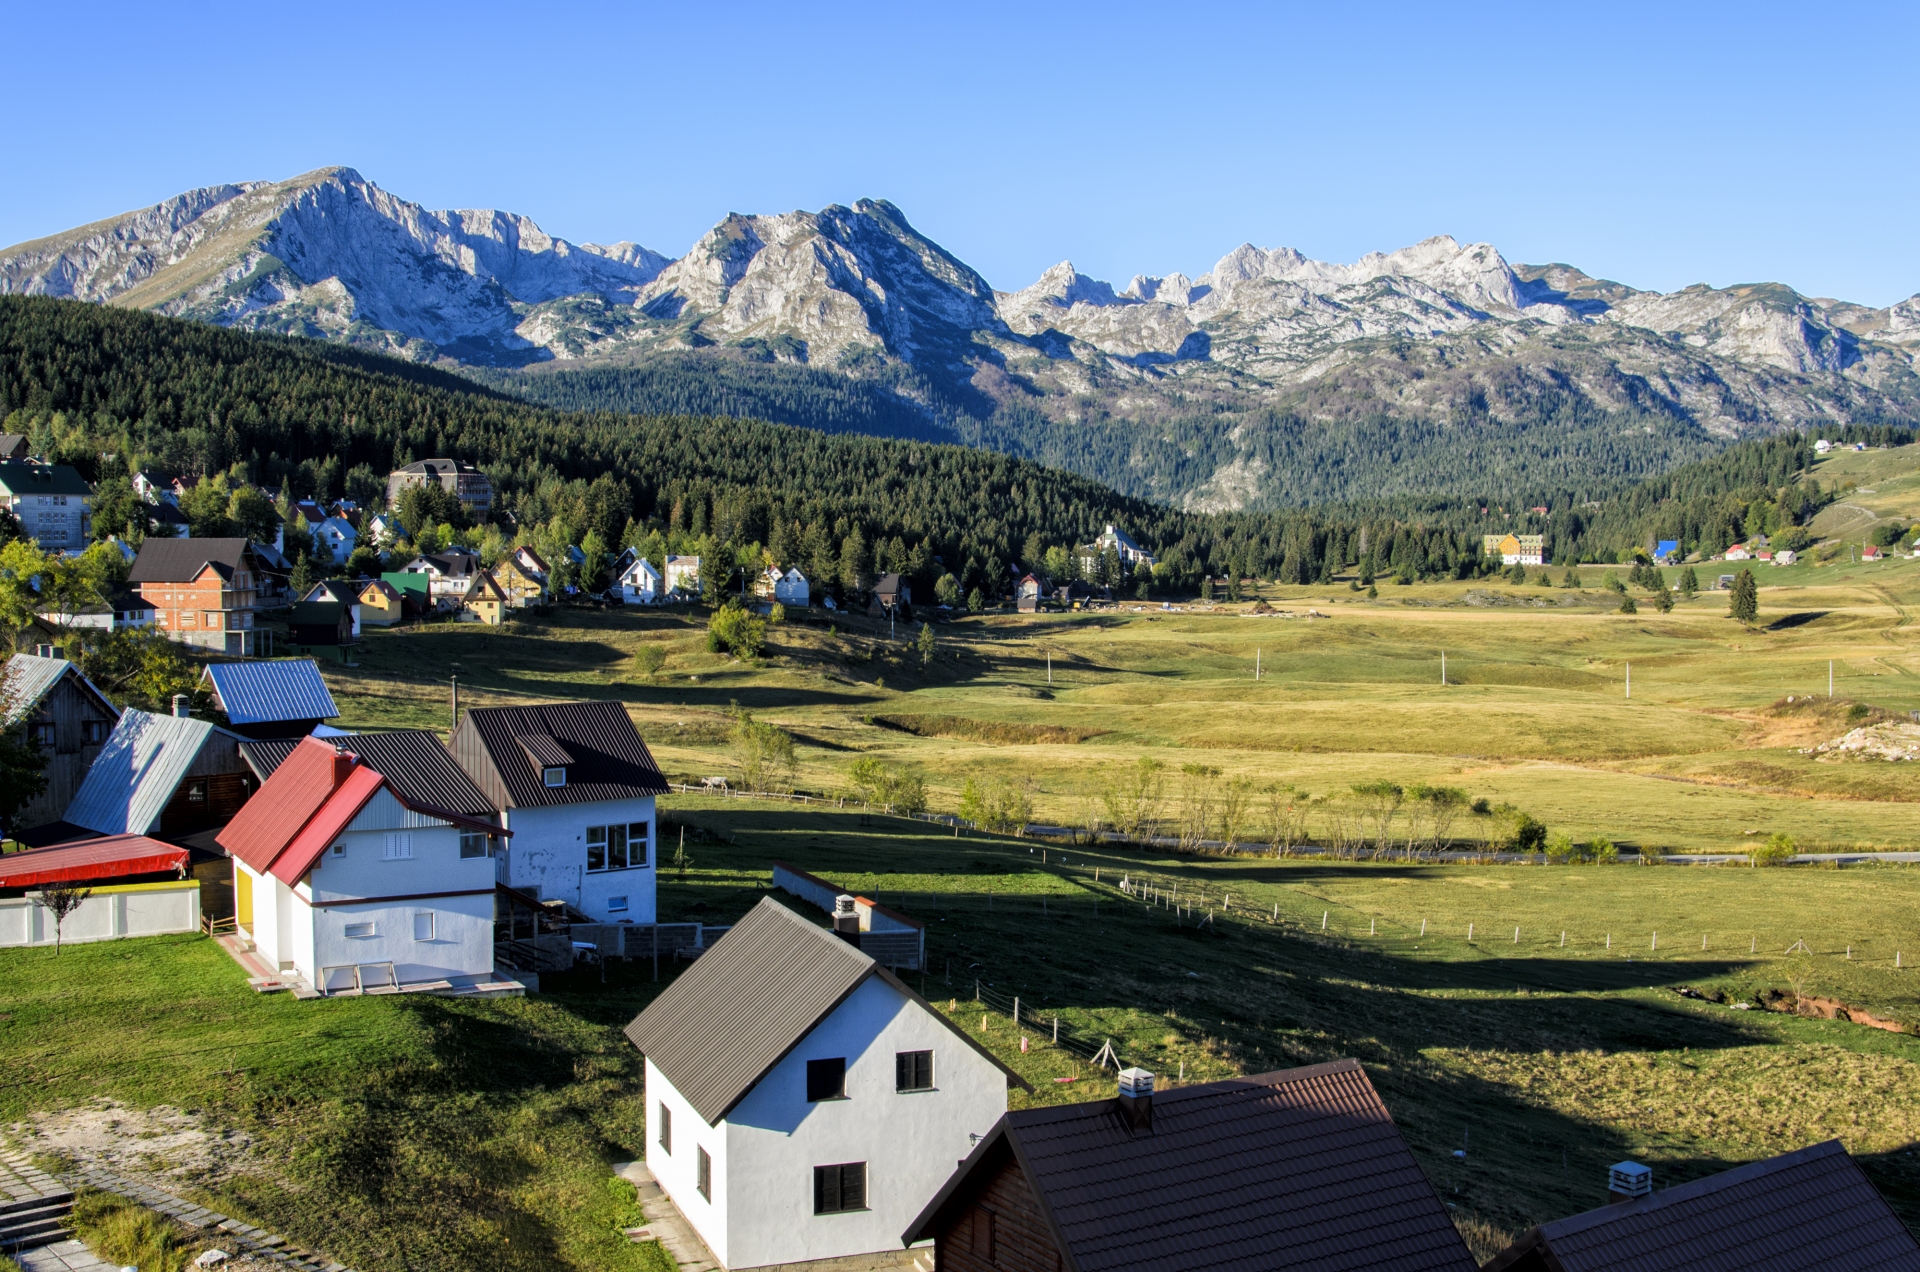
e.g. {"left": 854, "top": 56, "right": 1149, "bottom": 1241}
{"left": 459, "top": 830, "right": 490, "bottom": 859}
{"left": 586, "top": 822, "right": 649, "bottom": 872}
{"left": 608, "top": 895, "right": 629, "bottom": 913}
{"left": 542, "top": 766, "right": 567, "bottom": 787}
{"left": 82, "top": 720, "right": 104, "bottom": 745}
{"left": 970, "top": 1207, "right": 996, "bottom": 1260}
{"left": 331, "top": 843, "right": 345, "bottom": 857}
{"left": 344, "top": 922, "right": 376, "bottom": 939}
{"left": 896, "top": 1050, "right": 934, "bottom": 1092}
{"left": 384, "top": 833, "right": 413, "bottom": 860}
{"left": 806, "top": 1058, "right": 846, "bottom": 1102}
{"left": 696, "top": 1147, "right": 712, "bottom": 1201}
{"left": 657, "top": 1103, "right": 671, "bottom": 1155}
{"left": 413, "top": 912, "right": 435, "bottom": 941}
{"left": 27, "top": 723, "right": 53, "bottom": 748}
{"left": 812, "top": 1163, "right": 867, "bottom": 1215}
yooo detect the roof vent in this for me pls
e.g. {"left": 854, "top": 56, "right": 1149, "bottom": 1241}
{"left": 1609, "top": 1160, "right": 1652, "bottom": 1203}
{"left": 1117, "top": 1066, "right": 1154, "bottom": 1130}
{"left": 172, "top": 693, "right": 190, "bottom": 718}
{"left": 832, "top": 894, "right": 860, "bottom": 935}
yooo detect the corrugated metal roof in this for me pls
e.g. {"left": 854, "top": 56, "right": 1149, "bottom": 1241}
{"left": 202, "top": 660, "right": 339, "bottom": 725}
{"left": 239, "top": 731, "right": 493, "bottom": 816}
{"left": 514, "top": 733, "right": 573, "bottom": 767}
{"left": 905, "top": 1059, "right": 1477, "bottom": 1272}
{"left": 0, "top": 835, "right": 187, "bottom": 887}
{"left": 3, "top": 655, "right": 72, "bottom": 725}
{"left": 273, "top": 764, "right": 386, "bottom": 884}
{"left": 625, "top": 898, "right": 1023, "bottom": 1126}
{"left": 128, "top": 538, "right": 257, "bottom": 584}
{"left": 219, "top": 736, "right": 348, "bottom": 874}
{"left": 65, "top": 710, "right": 225, "bottom": 836}
{"left": 453, "top": 700, "right": 667, "bottom": 809}
{"left": 1485, "top": 1140, "right": 1920, "bottom": 1272}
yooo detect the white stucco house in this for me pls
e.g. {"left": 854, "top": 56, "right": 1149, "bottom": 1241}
{"left": 619, "top": 555, "right": 663, "bottom": 604}
{"left": 774, "top": 567, "right": 809, "bottom": 607}
{"left": 217, "top": 734, "right": 510, "bottom": 994}
{"left": 314, "top": 515, "right": 359, "bottom": 565}
{"left": 665, "top": 554, "right": 701, "bottom": 598}
{"left": 451, "top": 700, "right": 668, "bottom": 923}
{"left": 625, "top": 898, "right": 1025, "bottom": 1271}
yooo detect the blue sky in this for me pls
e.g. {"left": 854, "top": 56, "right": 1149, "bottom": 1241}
{"left": 6, "top": 1, "right": 1918, "bottom": 304}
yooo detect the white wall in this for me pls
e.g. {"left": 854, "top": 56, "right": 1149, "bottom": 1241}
{"left": 0, "top": 882, "right": 200, "bottom": 947}
{"left": 647, "top": 1056, "right": 732, "bottom": 1268}
{"left": 503, "top": 798, "right": 655, "bottom": 922}
{"left": 305, "top": 891, "right": 494, "bottom": 989}
{"left": 721, "top": 976, "right": 1008, "bottom": 1269}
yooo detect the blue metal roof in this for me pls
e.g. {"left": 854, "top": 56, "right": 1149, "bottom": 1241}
{"left": 201, "top": 659, "right": 339, "bottom": 725}
{"left": 66, "top": 710, "right": 225, "bottom": 835}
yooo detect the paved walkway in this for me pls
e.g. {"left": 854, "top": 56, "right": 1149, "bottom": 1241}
{"left": 18, "top": 1239, "right": 115, "bottom": 1272}
{"left": 58, "top": 1165, "right": 353, "bottom": 1272}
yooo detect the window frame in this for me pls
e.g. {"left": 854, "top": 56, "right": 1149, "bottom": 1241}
{"left": 657, "top": 1103, "right": 671, "bottom": 1155}
{"left": 459, "top": 829, "right": 490, "bottom": 859}
{"left": 812, "top": 1162, "right": 868, "bottom": 1215}
{"left": 542, "top": 766, "right": 567, "bottom": 788}
{"left": 806, "top": 1057, "right": 847, "bottom": 1102}
{"left": 696, "top": 1146, "right": 712, "bottom": 1202}
{"left": 895, "top": 1049, "right": 934, "bottom": 1092}
{"left": 412, "top": 911, "right": 435, "bottom": 942}
{"left": 343, "top": 921, "right": 376, "bottom": 939}
{"left": 586, "top": 821, "right": 649, "bottom": 873}
{"left": 383, "top": 833, "right": 413, "bottom": 861}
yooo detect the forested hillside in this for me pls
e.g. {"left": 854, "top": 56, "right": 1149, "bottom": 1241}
{"left": 0, "top": 297, "right": 1896, "bottom": 598}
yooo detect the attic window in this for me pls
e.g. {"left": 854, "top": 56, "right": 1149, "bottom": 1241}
{"left": 543, "top": 766, "right": 567, "bottom": 788}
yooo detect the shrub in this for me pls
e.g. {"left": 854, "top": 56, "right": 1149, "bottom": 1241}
{"left": 1618, "top": 594, "right": 1638, "bottom": 614}
{"left": 959, "top": 772, "right": 1033, "bottom": 833}
{"left": 1544, "top": 830, "right": 1577, "bottom": 863}
{"left": 707, "top": 600, "right": 766, "bottom": 657}
{"left": 1587, "top": 835, "right": 1619, "bottom": 864}
{"left": 631, "top": 644, "right": 666, "bottom": 680}
{"left": 728, "top": 703, "right": 794, "bottom": 792}
{"left": 1753, "top": 832, "right": 1797, "bottom": 866}
{"left": 1505, "top": 812, "right": 1547, "bottom": 854}
{"left": 768, "top": 601, "right": 787, "bottom": 624}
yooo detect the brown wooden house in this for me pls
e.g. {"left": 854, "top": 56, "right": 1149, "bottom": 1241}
{"left": 1, "top": 653, "right": 119, "bottom": 833}
{"left": 59, "top": 707, "right": 253, "bottom": 842}
{"left": 903, "top": 1059, "right": 1477, "bottom": 1272}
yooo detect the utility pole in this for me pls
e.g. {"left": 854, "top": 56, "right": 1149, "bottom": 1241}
{"left": 1441, "top": 651, "right": 1446, "bottom": 686}
{"left": 1830, "top": 660, "right": 1835, "bottom": 699}
{"left": 1047, "top": 650, "right": 1053, "bottom": 685}
{"left": 1625, "top": 662, "right": 1630, "bottom": 699}
{"left": 1256, "top": 648, "right": 1261, "bottom": 680}
{"left": 450, "top": 662, "right": 461, "bottom": 729}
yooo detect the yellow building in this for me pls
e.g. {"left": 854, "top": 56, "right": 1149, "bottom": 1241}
{"left": 462, "top": 571, "right": 508, "bottom": 625}
{"left": 494, "top": 547, "right": 550, "bottom": 607}
{"left": 357, "top": 578, "right": 406, "bottom": 626}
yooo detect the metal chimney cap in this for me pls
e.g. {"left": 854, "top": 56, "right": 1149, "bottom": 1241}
{"left": 1118, "top": 1067, "right": 1155, "bottom": 1096}
{"left": 833, "top": 893, "right": 857, "bottom": 914}
{"left": 1609, "top": 1161, "right": 1653, "bottom": 1199}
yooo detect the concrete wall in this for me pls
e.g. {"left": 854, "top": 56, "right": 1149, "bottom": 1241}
{"left": 647, "top": 1055, "right": 732, "bottom": 1267}
{"left": 0, "top": 881, "right": 200, "bottom": 947}
{"left": 722, "top": 976, "right": 1008, "bottom": 1268}
{"left": 307, "top": 891, "right": 494, "bottom": 990}
{"left": 503, "top": 798, "right": 655, "bottom": 923}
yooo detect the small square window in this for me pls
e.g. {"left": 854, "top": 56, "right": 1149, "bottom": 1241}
{"left": 27, "top": 723, "right": 53, "bottom": 748}
{"left": 384, "top": 833, "right": 412, "bottom": 860}
{"left": 657, "top": 1103, "right": 671, "bottom": 1155}
{"left": 806, "top": 1058, "right": 846, "bottom": 1102}
{"left": 82, "top": 720, "right": 104, "bottom": 745}
{"left": 895, "top": 1050, "right": 934, "bottom": 1092}
{"left": 413, "top": 912, "right": 435, "bottom": 942}
{"left": 459, "top": 830, "right": 489, "bottom": 859}
{"left": 608, "top": 895, "right": 629, "bottom": 913}
{"left": 813, "top": 1163, "right": 867, "bottom": 1214}
{"left": 344, "top": 921, "right": 376, "bottom": 939}
{"left": 697, "top": 1147, "right": 712, "bottom": 1201}
{"left": 331, "top": 843, "right": 345, "bottom": 857}
{"left": 542, "top": 766, "right": 567, "bottom": 787}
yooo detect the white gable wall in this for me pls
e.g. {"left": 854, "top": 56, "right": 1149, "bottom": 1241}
{"left": 502, "top": 798, "right": 656, "bottom": 923}
{"left": 649, "top": 974, "right": 1008, "bottom": 1269}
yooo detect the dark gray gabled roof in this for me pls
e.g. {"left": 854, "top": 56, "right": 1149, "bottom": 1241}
{"left": 1483, "top": 1140, "right": 1920, "bottom": 1272}
{"left": 128, "top": 537, "right": 258, "bottom": 583}
{"left": 905, "top": 1059, "right": 1476, "bottom": 1272}
{"left": 451, "top": 700, "right": 668, "bottom": 809}
{"left": 625, "top": 898, "right": 1025, "bottom": 1126}
{"left": 238, "top": 730, "right": 494, "bottom": 818}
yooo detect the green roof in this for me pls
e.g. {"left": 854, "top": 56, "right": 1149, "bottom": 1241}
{"left": 0, "top": 463, "right": 91, "bottom": 498}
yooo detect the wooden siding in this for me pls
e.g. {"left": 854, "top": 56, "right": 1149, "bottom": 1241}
{"left": 157, "top": 771, "right": 254, "bottom": 835}
{"left": 13, "top": 669, "right": 118, "bottom": 830}
{"left": 936, "top": 1155, "right": 1063, "bottom": 1272}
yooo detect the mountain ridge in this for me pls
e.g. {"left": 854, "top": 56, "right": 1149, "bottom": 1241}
{"left": 6, "top": 167, "right": 1917, "bottom": 509}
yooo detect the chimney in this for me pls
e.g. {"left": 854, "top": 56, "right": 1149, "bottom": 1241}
{"left": 1117, "top": 1067, "right": 1154, "bottom": 1130}
{"left": 1608, "top": 1161, "right": 1652, "bottom": 1204}
{"left": 332, "top": 740, "right": 357, "bottom": 786}
{"left": 171, "top": 693, "right": 190, "bottom": 718}
{"left": 832, "top": 894, "right": 861, "bottom": 939}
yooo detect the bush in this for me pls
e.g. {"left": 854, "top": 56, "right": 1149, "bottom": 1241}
{"left": 1505, "top": 812, "right": 1548, "bottom": 854}
{"left": 707, "top": 600, "right": 766, "bottom": 657}
{"left": 959, "top": 772, "right": 1034, "bottom": 833}
{"left": 728, "top": 703, "right": 794, "bottom": 792}
{"left": 1544, "top": 830, "right": 1577, "bottom": 863}
{"left": 631, "top": 644, "right": 666, "bottom": 680}
{"left": 768, "top": 601, "right": 786, "bottom": 623}
{"left": 1588, "top": 835, "right": 1619, "bottom": 864}
{"left": 1872, "top": 521, "right": 1907, "bottom": 547}
{"left": 1753, "top": 832, "right": 1797, "bottom": 866}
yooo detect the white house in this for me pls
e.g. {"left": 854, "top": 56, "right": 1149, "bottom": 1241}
{"left": 402, "top": 551, "right": 483, "bottom": 611}
{"left": 1816, "top": 438, "right": 1835, "bottom": 454}
{"left": 217, "top": 734, "right": 510, "bottom": 994}
{"left": 774, "top": 567, "right": 809, "bottom": 607}
{"left": 451, "top": 700, "right": 668, "bottom": 923}
{"left": 665, "top": 555, "right": 701, "bottom": 597}
{"left": 619, "top": 555, "right": 663, "bottom": 605}
{"left": 313, "top": 515, "right": 359, "bottom": 565}
{"left": 624, "top": 898, "right": 1025, "bottom": 1271}
{"left": 367, "top": 512, "right": 405, "bottom": 546}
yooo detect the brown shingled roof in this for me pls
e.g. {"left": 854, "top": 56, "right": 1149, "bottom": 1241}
{"left": 1482, "top": 1139, "right": 1920, "bottom": 1272}
{"left": 905, "top": 1058, "right": 1477, "bottom": 1272}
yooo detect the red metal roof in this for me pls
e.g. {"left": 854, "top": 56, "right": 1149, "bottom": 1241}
{"left": 0, "top": 835, "right": 187, "bottom": 888}
{"left": 274, "top": 764, "right": 386, "bottom": 885}
{"left": 218, "top": 736, "right": 352, "bottom": 875}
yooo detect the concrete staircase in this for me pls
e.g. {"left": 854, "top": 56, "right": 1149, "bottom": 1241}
{"left": 0, "top": 1154, "right": 74, "bottom": 1251}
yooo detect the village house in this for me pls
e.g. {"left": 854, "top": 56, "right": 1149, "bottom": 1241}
{"left": 752, "top": 566, "right": 784, "bottom": 602}
{"left": 203, "top": 659, "right": 341, "bottom": 740}
{"left": 311, "top": 514, "right": 359, "bottom": 565}
{"left": 219, "top": 734, "right": 511, "bottom": 994}
{"left": 0, "top": 653, "right": 119, "bottom": 833}
{"left": 386, "top": 458, "right": 494, "bottom": 517}
{"left": 128, "top": 538, "right": 271, "bottom": 656}
{"left": 38, "top": 587, "right": 155, "bottom": 632}
{"left": 775, "top": 567, "right": 809, "bottom": 607}
{"left": 461, "top": 570, "right": 509, "bottom": 625}
{"left": 0, "top": 435, "right": 29, "bottom": 462}
{"left": 1075, "top": 524, "right": 1157, "bottom": 575}
{"left": 870, "top": 574, "right": 910, "bottom": 617}
{"left": 625, "top": 898, "right": 1025, "bottom": 1272}
{"left": 1483, "top": 1141, "right": 1920, "bottom": 1272}
{"left": 366, "top": 512, "right": 405, "bottom": 545}
{"left": 617, "top": 553, "right": 663, "bottom": 605}
{"left": 379, "top": 572, "right": 432, "bottom": 617}
{"left": 0, "top": 835, "right": 207, "bottom": 951}
{"left": 665, "top": 555, "right": 701, "bottom": 598}
{"left": 357, "top": 578, "right": 406, "bottom": 626}
{"left": 0, "top": 463, "right": 93, "bottom": 552}
{"left": 1862, "top": 544, "right": 1884, "bottom": 561}
{"left": 1815, "top": 438, "right": 1835, "bottom": 454}
{"left": 289, "top": 591, "right": 359, "bottom": 661}
{"left": 1015, "top": 574, "right": 1043, "bottom": 613}
{"left": 1775, "top": 549, "right": 1799, "bottom": 566}
{"left": 401, "top": 550, "right": 484, "bottom": 611}
{"left": 55, "top": 707, "right": 253, "bottom": 844}
{"left": 494, "top": 546, "right": 551, "bottom": 607}
{"left": 905, "top": 1058, "right": 1477, "bottom": 1272}
{"left": 450, "top": 700, "right": 668, "bottom": 922}
{"left": 1483, "top": 533, "right": 1546, "bottom": 566}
